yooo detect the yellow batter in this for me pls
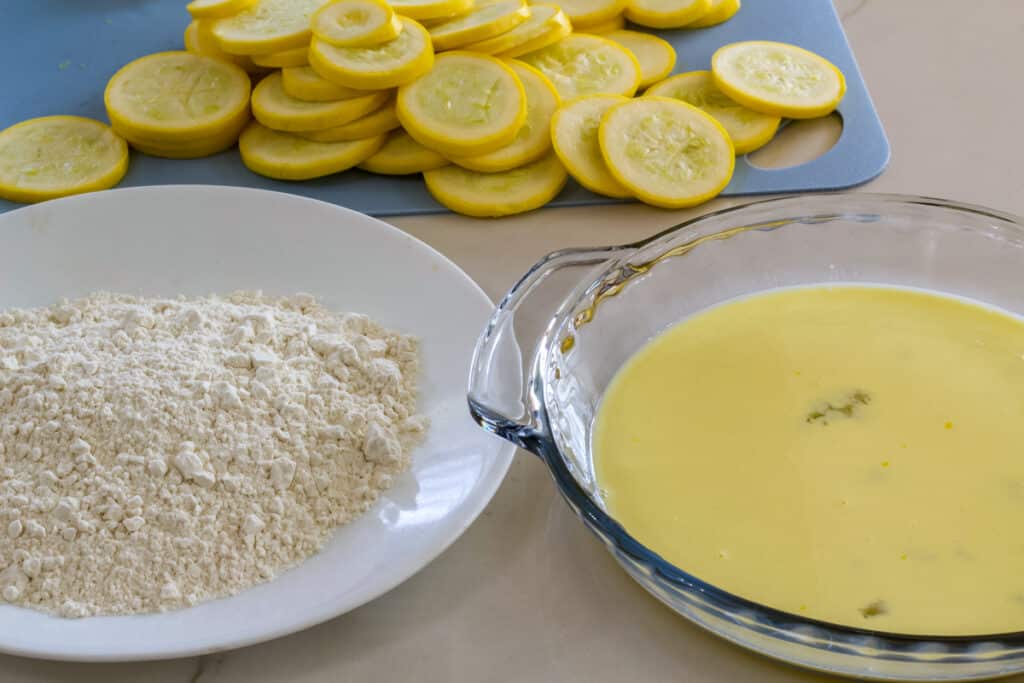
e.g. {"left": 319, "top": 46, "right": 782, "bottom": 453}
{"left": 594, "top": 285, "right": 1024, "bottom": 635}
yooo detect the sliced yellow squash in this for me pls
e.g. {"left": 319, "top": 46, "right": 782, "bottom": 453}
{"left": 185, "top": 20, "right": 268, "bottom": 74}
{"left": 309, "top": 17, "right": 434, "bottom": 89}
{"left": 420, "top": 11, "right": 472, "bottom": 28}
{"left": 549, "top": 94, "right": 631, "bottom": 198}
{"left": 688, "top": 0, "right": 740, "bottom": 28}
{"left": 519, "top": 33, "right": 641, "bottom": 99}
{"left": 604, "top": 30, "right": 676, "bottom": 89}
{"left": 251, "top": 45, "right": 310, "bottom": 67}
{"left": 104, "top": 51, "right": 252, "bottom": 140}
{"left": 297, "top": 98, "right": 400, "bottom": 141}
{"left": 358, "top": 129, "right": 449, "bottom": 174}
{"left": 281, "top": 65, "right": 371, "bottom": 101}
{"left": 239, "top": 121, "right": 385, "bottom": 178}
{"left": 574, "top": 13, "right": 625, "bottom": 33}
{"left": 389, "top": 0, "right": 475, "bottom": 21}
{"left": 424, "top": 151, "right": 568, "bottom": 217}
{"left": 461, "top": 4, "right": 568, "bottom": 55}
{"left": 0, "top": 116, "right": 129, "bottom": 203}
{"left": 124, "top": 127, "right": 243, "bottom": 158}
{"left": 598, "top": 96, "right": 734, "bottom": 208}
{"left": 645, "top": 70, "right": 779, "bottom": 154}
{"left": 529, "top": 0, "right": 625, "bottom": 27}
{"left": 429, "top": 0, "right": 531, "bottom": 51}
{"left": 396, "top": 51, "right": 527, "bottom": 156}
{"left": 450, "top": 60, "right": 559, "bottom": 172}
{"left": 212, "top": 0, "right": 329, "bottom": 55}
{"left": 312, "top": 0, "right": 403, "bottom": 47}
{"left": 251, "top": 71, "right": 390, "bottom": 131}
{"left": 496, "top": 10, "right": 572, "bottom": 59}
{"left": 111, "top": 110, "right": 247, "bottom": 158}
{"left": 625, "top": 0, "right": 711, "bottom": 29}
{"left": 711, "top": 40, "right": 846, "bottom": 119}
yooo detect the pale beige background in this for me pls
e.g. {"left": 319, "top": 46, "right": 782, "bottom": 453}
{"left": 5, "top": 1, "right": 1023, "bottom": 680}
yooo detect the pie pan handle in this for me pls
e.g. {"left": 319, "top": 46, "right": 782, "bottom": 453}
{"left": 467, "top": 245, "right": 629, "bottom": 457}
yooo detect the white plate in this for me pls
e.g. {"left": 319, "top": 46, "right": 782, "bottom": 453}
{"left": 0, "top": 186, "right": 514, "bottom": 661}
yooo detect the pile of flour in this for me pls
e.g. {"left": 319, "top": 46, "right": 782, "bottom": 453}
{"left": 0, "top": 291, "right": 427, "bottom": 617}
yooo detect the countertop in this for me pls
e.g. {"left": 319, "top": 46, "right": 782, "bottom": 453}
{"left": 5, "top": 1, "right": 1023, "bottom": 680}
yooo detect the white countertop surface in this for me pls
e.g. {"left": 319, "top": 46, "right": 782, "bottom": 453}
{"left": 6, "top": 1, "right": 1023, "bottom": 680}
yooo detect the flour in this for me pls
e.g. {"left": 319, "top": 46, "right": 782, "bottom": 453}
{"left": 0, "top": 292, "right": 427, "bottom": 617}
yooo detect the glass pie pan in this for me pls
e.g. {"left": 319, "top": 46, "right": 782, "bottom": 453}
{"left": 468, "top": 193, "right": 1024, "bottom": 681}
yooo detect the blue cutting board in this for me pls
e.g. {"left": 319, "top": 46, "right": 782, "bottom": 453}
{"left": 0, "top": 0, "right": 888, "bottom": 216}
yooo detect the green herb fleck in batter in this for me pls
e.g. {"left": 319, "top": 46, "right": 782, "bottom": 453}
{"left": 805, "top": 390, "right": 872, "bottom": 425}
{"left": 860, "top": 600, "right": 888, "bottom": 618}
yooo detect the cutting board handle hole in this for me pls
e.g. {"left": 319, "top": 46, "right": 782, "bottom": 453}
{"left": 747, "top": 113, "right": 844, "bottom": 170}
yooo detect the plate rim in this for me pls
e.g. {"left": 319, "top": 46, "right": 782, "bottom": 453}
{"left": 0, "top": 185, "right": 516, "bottom": 662}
